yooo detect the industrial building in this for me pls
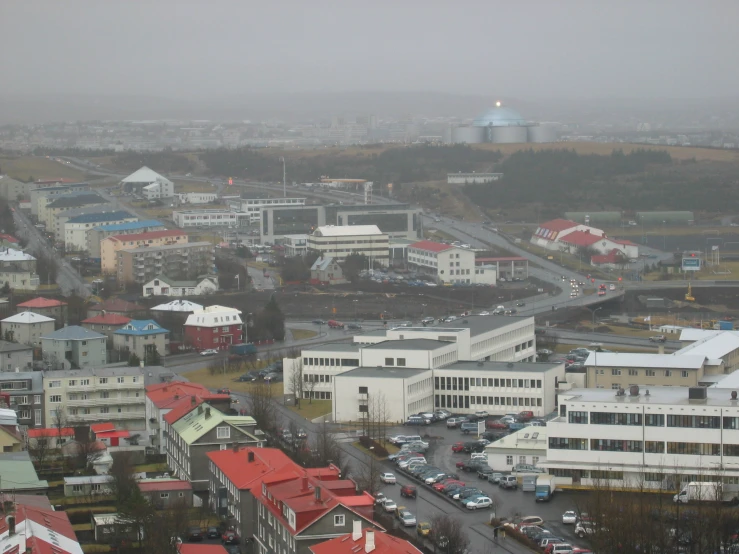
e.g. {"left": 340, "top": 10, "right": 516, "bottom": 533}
{"left": 120, "top": 166, "right": 174, "bottom": 198}
{"left": 446, "top": 103, "right": 558, "bottom": 145}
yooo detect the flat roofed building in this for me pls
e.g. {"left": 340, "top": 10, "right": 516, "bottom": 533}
{"left": 485, "top": 426, "right": 547, "bottom": 472}
{"left": 173, "top": 209, "right": 244, "bottom": 228}
{"left": 333, "top": 367, "right": 434, "bottom": 424}
{"left": 584, "top": 352, "right": 710, "bottom": 388}
{"left": 41, "top": 192, "right": 107, "bottom": 230}
{"left": 308, "top": 225, "right": 389, "bottom": 266}
{"left": 408, "top": 240, "right": 495, "bottom": 285}
{"left": 115, "top": 241, "right": 215, "bottom": 285}
{"left": 64, "top": 210, "right": 139, "bottom": 251}
{"left": 674, "top": 331, "right": 739, "bottom": 371}
{"left": 53, "top": 206, "right": 126, "bottom": 240}
{"left": 226, "top": 196, "right": 306, "bottom": 223}
{"left": 29, "top": 183, "right": 90, "bottom": 216}
{"left": 101, "top": 229, "right": 188, "bottom": 274}
{"left": 546, "top": 386, "right": 739, "bottom": 489}
{"left": 88, "top": 220, "right": 166, "bottom": 259}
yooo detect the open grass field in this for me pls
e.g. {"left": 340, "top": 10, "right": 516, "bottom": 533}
{"left": 174, "top": 179, "right": 217, "bottom": 193}
{"left": 602, "top": 226, "right": 739, "bottom": 238}
{"left": 0, "top": 155, "right": 88, "bottom": 181}
{"left": 182, "top": 366, "right": 284, "bottom": 396}
{"left": 289, "top": 328, "right": 317, "bottom": 340}
{"left": 287, "top": 399, "right": 331, "bottom": 420}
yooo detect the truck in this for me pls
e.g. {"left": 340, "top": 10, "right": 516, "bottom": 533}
{"left": 535, "top": 475, "right": 556, "bottom": 502}
{"left": 522, "top": 474, "right": 537, "bottom": 492}
{"left": 229, "top": 344, "right": 258, "bottom": 357}
{"left": 673, "top": 481, "right": 739, "bottom": 504}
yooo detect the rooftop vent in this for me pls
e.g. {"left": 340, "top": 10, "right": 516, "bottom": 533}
{"left": 247, "top": 451, "right": 255, "bottom": 463}
{"left": 629, "top": 385, "right": 640, "bottom": 397}
{"left": 616, "top": 387, "right": 626, "bottom": 396}
{"left": 689, "top": 387, "right": 707, "bottom": 400}
{"left": 732, "top": 391, "right": 738, "bottom": 401}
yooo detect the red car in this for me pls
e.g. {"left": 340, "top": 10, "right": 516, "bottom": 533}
{"left": 222, "top": 532, "right": 240, "bottom": 545}
{"left": 486, "top": 420, "right": 507, "bottom": 430}
{"left": 451, "top": 442, "right": 465, "bottom": 453}
{"left": 455, "top": 460, "right": 467, "bottom": 469}
{"left": 433, "top": 479, "right": 464, "bottom": 491}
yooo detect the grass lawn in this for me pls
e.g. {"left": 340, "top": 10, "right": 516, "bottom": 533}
{"left": 352, "top": 441, "right": 400, "bottom": 459}
{"left": 174, "top": 180, "right": 216, "bottom": 193}
{"left": 72, "top": 523, "right": 93, "bottom": 532}
{"left": 82, "top": 545, "right": 111, "bottom": 553}
{"left": 598, "top": 325, "right": 668, "bottom": 339}
{"left": 289, "top": 328, "right": 317, "bottom": 340}
{"left": 182, "top": 366, "right": 284, "bottom": 396}
{"left": 134, "top": 462, "right": 169, "bottom": 473}
{"left": 0, "top": 155, "right": 88, "bottom": 181}
{"left": 287, "top": 399, "right": 331, "bottom": 421}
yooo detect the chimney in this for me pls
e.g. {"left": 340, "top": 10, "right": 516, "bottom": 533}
{"left": 191, "top": 395, "right": 196, "bottom": 405}
{"left": 302, "top": 476, "right": 309, "bottom": 491}
{"left": 352, "top": 520, "right": 362, "bottom": 541}
{"left": 232, "top": 442, "right": 238, "bottom": 452}
{"left": 197, "top": 406, "right": 203, "bottom": 415}
{"left": 205, "top": 407, "right": 211, "bottom": 418}
{"left": 364, "top": 530, "right": 375, "bottom": 553}
{"left": 247, "top": 451, "right": 255, "bottom": 463}
{"left": 732, "top": 391, "right": 738, "bottom": 401}
{"left": 314, "top": 486, "right": 322, "bottom": 502}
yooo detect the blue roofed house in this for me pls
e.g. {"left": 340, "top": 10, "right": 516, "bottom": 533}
{"left": 113, "top": 320, "right": 169, "bottom": 363}
{"left": 41, "top": 326, "right": 107, "bottom": 370}
{"left": 64, "top": 210, "right": 138, "bottom": 252}
{"left": 88, "top": 220, "right": 166, "bottom": 260}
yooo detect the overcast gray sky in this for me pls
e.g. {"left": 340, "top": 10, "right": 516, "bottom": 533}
{"left": 2, "top": 0, "right": 737, "bottom": 99}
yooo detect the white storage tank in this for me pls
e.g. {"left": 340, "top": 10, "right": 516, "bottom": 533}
{"left": 528, "top": 124, "right": 558, "bottom": 143}
{"left": 490, "top": 126, "right": 528, "bottom": 144}
{"left": 451, "top": 126, "right": 486, "bottom": 144}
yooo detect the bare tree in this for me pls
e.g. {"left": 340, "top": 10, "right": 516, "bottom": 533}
{"left": 429, "top": 514, "right": 470, "bottom": 554}
{"left": 287, "top": 357, "right": 304, "bottom": 408}
{"left": 248, "top": 380, "right": 277, "bottom": 434}
{"left": 73, "top": 433, "right": 103, "bottom": 470}
{"left": 313, "top": 419, "right": 349, "bottom": 477}
{"left": 367, "top": 392, "right": 390, "bottom": 446}
{"left": 353, "top": 450, "right": 382, "bottom": 496}
{"left": 304, "top": 374, "right": 318, "bottom": 404}
{"left": 52, "top": 407, "right": 69, "bottom": 446}
{"left": 27, "top": 433, "right": 52, "bottom": 466}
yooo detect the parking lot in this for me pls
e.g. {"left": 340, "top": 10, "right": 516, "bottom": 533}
{"left": 374, "top": 418, "right": 594, "bottom": 552}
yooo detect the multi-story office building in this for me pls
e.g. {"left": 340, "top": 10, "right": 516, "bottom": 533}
{"left": 43, "top": 367, "right": 146, "bottom": 430}
{"left": 0, "top": 370, "right": 44, "bottom": 429}
{"left": 207, "top": 446, "right": 378, "bottom": 554}
{"left": 546, "top": 386, "right": 739, "bottom": 489}
{"left": 41, "top": 326, "right": 107, "bottom": 369}
{"left": 408, "top": 240, "right": 496, "bottom": 285}
{"left": 0, "top": 249, "right": 39, "bottom": 291}
{"left": 115, "top": 241, "right": 215, "bottom": 285}
{"left": 101, "top": 230, "right": 188, "bottom": 274}
{"left": 172, "top": 209, "right": 244, "bottom": 228}
{"left": 64, "top": 210, "right": 138, "bottom": 251}
{"left": 307, "top": 225, "right": 389, "bottom": 265}
{"left": 226, "top": 196, "right": 306, "bottom": 223}
{"left": 87, "top": 220, "right": 166, "bottom": 260}
{"left": 1, "top": 311, "right": 56, "bottom": 346}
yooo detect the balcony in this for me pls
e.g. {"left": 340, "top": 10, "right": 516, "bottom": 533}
{"left": 71, "top": 411, "right": 146, "bottom": 423}
{"left": 67, "top": 396, "right": 144, "bottom": 408}
{"left": 67, "top": 382, "right": 143, "bottom": 393}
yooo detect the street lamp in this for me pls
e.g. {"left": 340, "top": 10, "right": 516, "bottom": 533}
{"left": 587, "top": 306, "right": 603, "bottom": 333}
{"left": 662, "top": 220, "right": 666, "bottom": 251}
{"left": 353, "top": 300, "right": 358, "bottom": 321}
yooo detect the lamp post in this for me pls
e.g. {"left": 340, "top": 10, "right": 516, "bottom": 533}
{"left": 662, "top": 220, "right": 666, "bottom": 251}
{"left": 353, "top": 300, "right": 358, "bottom": 321}
{"left": 587, "top": 306, "right": 603, "bottom": 333}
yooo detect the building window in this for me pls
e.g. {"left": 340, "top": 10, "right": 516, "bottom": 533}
{"left": 590, "top": 439, "right": 643, "bottom": 452}
{"left": 549, "top": 437, "right": 588, "bottom": 450}
{"left": 160, "top": 493, "right": 169, "bottom": 498}
{"left": 385, "top": 358, "right": 394, "bottom": 366}
{"left": 568, "top": 411, "right": 588, "bottom": 424}
{"left": 101, "top": 407, "right": 109, "bottom": 414}
{"left": 358, "top": 386, "right": 368, "bottom": 394}
{"left": 99, "top": 378, "right": 108, "bottom": 384}
{"left": 117, "top": 377, "right": 124, "bottom": 383}
{"left": 645, "top": 414, "right": 664, "bottom": 427}
{"left": 667, "top": 415, "right": 720, "bottom": 429}
{"left": 666, "top": 442, "right": 720, "bottom": 456}
{"left": 49, "top": 395, "right": 61, "bottom": 403}
{"left": 665, "top": 370, "right": 672, "bottom": 377}
{"left": 590, "top": 412, "right": 642, "bottom": 426}
{"left": 646, "top": 370, "right": 655, "bottom": 377}
{"left": 48, "top": 381, "right": 61, "bottom": 388}
{"left": 645, "top": 441, "right": 665, "bottom": 453}
{"left": 681, "top": 370, "right": 689, "bottom": 378}
{"left": 397, "top": 358, "right": 406, "bottom": 367}
{"left": 628, "top": 369, "right": 638, "bottom": 376}
{"left": 611, "top": 369, "right": 621, "bottom": 376}
{"left": 506, "top": 455, "right": 513, "bottom": 466}
{"left": 333, "top": 515, "right": 345, "bottom": 526}
{"left": 217, "top": 427, "right": 230, "bottom": 439}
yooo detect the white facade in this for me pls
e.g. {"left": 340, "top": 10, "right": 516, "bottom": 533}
{"left": 1, "top": 311, "right": 56, "bottom": 346}
{"left": 64, "top": 215, "right": 137, "bottom": 251}
{"left": 281, "top": 234, "right": 308, "bottom": 257}
{"left": 284, "top": 344, "right": 362, "bottom": 401}
{"left": 408, "top": 241, "right": 489, "bottom": 285}
{"left": 546, "top": 387, "right": 739, "bottom": 489}
{"left": 307, "top": 225, "right": 389, "bottom": 266}
{"left": 143, "top": 275, "right": 218, "bottom": 297}
{"left": 151, "top": 299, "right": 203, "bottom": 313}
{"left": 185, "top": 305, "right": 243, "bottom": 328}
{"left": 447, "top": 173, "right": 503, "bottom": 185}
{"left": 176, "top": 193, "right": 218, "bottom": 204}
{"left": 332, "top": 367, "right": 434, "bottom": 423}
{"left": 173, "top": 209, "right": 241, "bottom": 228}
{"left": 227, "top": 197, "right": 306, "bottom": 223}
{"left": 486, "top": 427, "right": 547, "bottom": 471}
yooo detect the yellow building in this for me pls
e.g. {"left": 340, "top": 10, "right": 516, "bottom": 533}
{"left": 0, "top": 425, "right": 23, "bottom": 453}
{"left": 101, "top": 230, "right": 188, "bottom": 274}
{"left": 585, "top": 352, "right": 711, "bottom": 389}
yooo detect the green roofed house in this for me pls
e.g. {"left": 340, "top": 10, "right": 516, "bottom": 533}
{"left": 0, "top": 451, "right": 49, "bottom": 494}
{"left": 163, "top": 399, "right": 262, "bottom": 491}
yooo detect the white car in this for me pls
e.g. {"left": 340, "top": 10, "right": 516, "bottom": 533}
{"left": 200, "top": 349, "right": 218, "bottom": 356}
{"left": 466, "top": 496, "right": 493, "bottom": 510}
{"left": 562, "top": 511, "right": 577, "bottom": 524}
{"left": 382, "top": 499, "right": 397, "bottom": 513}
{"left": 478, "top": 311, "right": 490, "bottom": 316}
{"left": 570, "top": 291, "right": 577, "bottom": 297}
{"left": 380, "top": 473, "right": 396, "bottom": 484}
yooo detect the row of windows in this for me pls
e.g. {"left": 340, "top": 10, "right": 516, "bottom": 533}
{"left": 435, "top": 394, "right": 542, "bottom": 409}
{"left": 47, "top": 376, "right": 138, "bottom": 387}
{"left": 435, "top": 376, "right": 542, "bottom": 391}
{"left": 604, "top": 368, "right": 691, "bottom": 378}
{"left": 550, "top": 437, "right": 722, "bottom": 456}
{"left": 566, "top": 410, "right": 727, "bottom": 429}
{"left": 304, "top": 374, "right": 331, "bottom": 383}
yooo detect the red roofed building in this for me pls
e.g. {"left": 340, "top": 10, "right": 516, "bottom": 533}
{"left": 207, "top": 447, "right": 379, "bottom": 554}
{"left": 531, "top": 219, "right": 639, "bottom": 258}
{"left": 81, "top": 312, "right": 132, "bottom": 341}
{"left": 146, "top": 382, "right": 232, "bottom": 454}
{"left": 87, "top": 298, "right": 146, "bottom": 319}
{"left": 27, "top": 426, "right": 75, "bottom": 449}
{"left": 15, "top": 296, "right": 67, "bottom": 320}
{"left": 0, "top": 502, "right": 84, "bottom": 554}
{"left": 101, "top": 230, "right": 188, "bottom": 274}
{"left": 408, "top": 240, "right": 496, "bottom": 285}
{"left": 591, "top": 248, "right": 628, "bottom": 268}
{"left": 311, "top": 525, "right": 422, "bottom": 554}
{"left": 178, "top": 545, "right": 229, "bottom": 554}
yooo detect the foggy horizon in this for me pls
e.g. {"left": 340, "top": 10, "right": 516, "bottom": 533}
{"left": 2, "top": 0, "right": 738, "bottom": 102}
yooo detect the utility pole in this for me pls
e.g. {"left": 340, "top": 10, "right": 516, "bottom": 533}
{"left": 280, "top": 157, "right": 286, "bottom": 197}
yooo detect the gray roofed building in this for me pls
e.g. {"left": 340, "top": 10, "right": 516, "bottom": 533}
{"left": 434, "top": 315, "right": 529, "bottom": 336}
{"left": 444, "top": 360, "right": 563, "bottom": 373}
{"left": 302, "top": 343, "right": 361, "bottom": 353}
{"left": 335, "top": 366, "right": 430, "bottom": 379}
{"left": 41, "top": 325, "right": 107, "bottom": 369}
{"left": 46, "top": 192, "right": 105, "bottom": 209}
{"left": 0, "top": 370, "right": 44, "bottom": 428}
{"left": 362, "top": 338, "right": 450, "bottom": 351}
{"left": 0, "top": 340, "right": 34, "bottom": 373}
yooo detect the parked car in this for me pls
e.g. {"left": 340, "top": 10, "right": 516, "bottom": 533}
{"left": 466, "top": 496, "right": 493, "bottom": 510}
{"left": 500, "top": 475, "right": 518, "bottom": 489}
{"left": 451, "top": 442, "right": 465, "bottom": 453}
{"left": 562, "top": 511, "right": 577, "bottom": 524}
{"left": 206, "top": 527, "right": 219, "bottom": 539}
{"left": 217, "top": 388, "right": 231, "bottom": 394}
{"left": 400, "top": 485, "right": 417, "bottom": 498}
{"left": 416, "top": 522, "right": 432, "bottom": 537}
{"left": 382, "top": 499, "right": 397, "bottom": 513}
{"left": 346, "top": 323, "right": 362, "bottom": 330}
{"left": 398, "top": 509, "right": 417, "bottom": 527}
{"left": 446, "top": 417, "right": 466, "bottom": 428}
{"left": 477, "top": 466, "right": 494, "bottom": 479}
{"left": 519, "top": 516, "right": 545, "bottom": 527}
{"left": 222, "top": 532, "right": 239, "bottom": 545}
{"left": 487, "top": 472, "right": 504, "bottom": 484}
{"left": 187, "top": 527, "right": 204, "bottom": 541}
{"left": 460, "top": 422, "right": 479, "bottom": 434}
{"left": 380, "top": 473, "right": 396, "bottom": 484}
{"left": 199, "top": 349, "right": 218, "bottom": 356}
{"left": 547, "top": 543, "right": 574, "bottom": 554}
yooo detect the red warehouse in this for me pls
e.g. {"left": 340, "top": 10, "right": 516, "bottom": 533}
{"left": 184, "top": 305, "right": 244, "bottom": 350}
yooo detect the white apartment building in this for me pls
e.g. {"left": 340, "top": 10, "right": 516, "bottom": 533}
{"left": 485, "top": 426, "right": 547, "bottom": 471}
{"left": 307, "top": 225, "right": 389, "bottom": 266}
{"left": 176, "top": 193, "right": 217, "bottom": 204}
{"left": 227, "top": 197, "right": 305, "bottom": 223}
{"left": 546, "top": 386, "right": 739, "bottom": 489}
{"left": 407, "top": 240, "right": 495, "bottom": 285}
{"left": 173, "top": 209, "right": 244, "bottom": 228}
{"left": 43, "top": 367, "right": 146, "bottom": 431}
{"left": 281, "top": 234, "right": 308, "bottom": 257}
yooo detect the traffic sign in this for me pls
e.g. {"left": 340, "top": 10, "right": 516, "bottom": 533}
{"left": 682, "top": 257, "right": 701, "bottom": 271}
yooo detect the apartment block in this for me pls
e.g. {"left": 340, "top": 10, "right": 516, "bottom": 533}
{"left": 115, "top": 241, "right": 215, "bottom": 285}
{"left": 101, "top": 230, "right": 188, "bottom": 274}
{"left": 87, "top": 220, "right": 166, "bottom": 259}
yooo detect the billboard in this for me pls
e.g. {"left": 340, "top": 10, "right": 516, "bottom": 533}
{"left": 682, "top": 257, "right": 701, "bottom": 271}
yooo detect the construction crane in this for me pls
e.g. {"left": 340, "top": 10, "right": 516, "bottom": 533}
{"left": 685, "top": 282, "right": 695, "bottom": 302}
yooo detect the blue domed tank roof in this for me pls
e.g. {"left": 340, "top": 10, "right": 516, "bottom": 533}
{"left": 473, "top": 105, "right": 526, "bottom": 127}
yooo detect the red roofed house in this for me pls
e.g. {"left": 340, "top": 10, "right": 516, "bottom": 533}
{"left": 310, "top": 523, "right": 422, "bottom": 554}
{"left": 532, "top": 219, "right": 639, "bottom": 259}
{"left": 15, "top": 296, "right": 67, "bottom": 321}
{"left": 531, "top": 219, "right": 599, "bottom": 250}
{"left": 407, "top": 240, "right": 496, "bottom": 285}
{"left": 81, "top": 312, "right": 132, "bottom": 341}
{"left": 0, "top": 502, "right": 84, "bottom": 554}
{"left": 560, "top": 231, "right": 639, "bottom": 258}
{"left": 591, "top": 248, "right": 628, "bottom": 269}
{"left": 27, "top": 426, "right": 75, "bottom": 449}
{"left": 207, "top": 446, "right": 379, "bottom": 554}
{"left": 101, "top": 229, "right": 188, "bottom": 274}
{"left": 145, "top": 382, "right": 233, "bottom": 454}
{"left": 138, "top": 478, "right": 193, "bottom": 508}
{"left": 87, "top": 298, "right": 146, "bottom": 319}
